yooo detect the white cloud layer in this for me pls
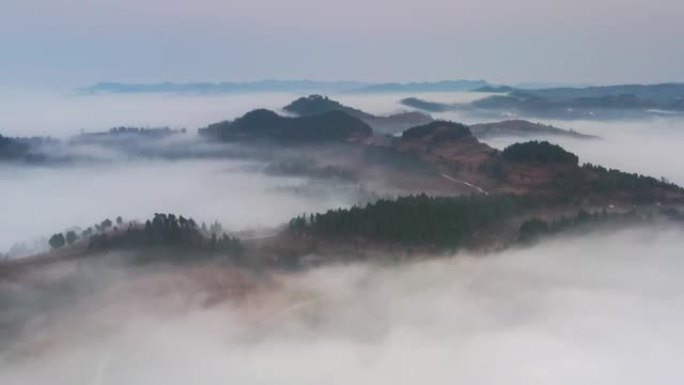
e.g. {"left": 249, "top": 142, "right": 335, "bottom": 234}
{"left": 2, "top": 226, "right": 684, "bottom": 384}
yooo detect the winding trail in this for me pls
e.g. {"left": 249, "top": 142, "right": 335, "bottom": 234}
{"left": 441, "top": 173, "right": 488, "bottom": 195}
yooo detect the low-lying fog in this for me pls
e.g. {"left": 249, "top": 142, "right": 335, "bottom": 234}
{"left": 0, "top": 158, "right": 360, "bottom": 254}
{"left": 3, "top": 89, "right": 682, "bottom": 184}
{"left": 0, "top": 89, "right": 301, "bottom": 138}
{"left": 2, "top": 226, "right": 684, "bottom": 384}
{"left": 0, "top": 89, "right": 481, "bottom": 138}
{"left": 3, "top": 89, "right": 684, "bottom": 253}
{"left": 2, "top": 89, "right": 684, "bottom": 384}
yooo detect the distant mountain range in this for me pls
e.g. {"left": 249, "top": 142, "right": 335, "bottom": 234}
{"left": 80, "top": 81, "right": 367, "bottom": 94}
{"left": 353, "top": 80, "right": 489, "bottom": 93}
{"left": 80, "top": 80, "right": 491, "bottom": 94}
{"left": 486, "top": 83, "right": 684, "bottom": 104}
{"left": 403, "top": 83, "right": 684, "bottom": 119}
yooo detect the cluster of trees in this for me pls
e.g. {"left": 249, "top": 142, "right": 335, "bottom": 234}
{"left": 283, "top": 95, "right": 372, "bottom": 119}
{"left": 517, "top": 209, "right": 641, "bottom": 244}
{"left": 47, "top": 214, "right": 242, "bottom": 258}
{"left": 477, "top": 159, "right": 505, "bottom": 180}
{"left": 542, "top": 164, "right": 684, "bottom": 204}
{"left": 49, "top": 216, "right": 124, "bottom": 249}
{"left": 48, "top": 231, "right": 77, "bottom": 249}
{"left": 88, "top": 213, "right": 242, "bottom": 256}
{"left": 0, "top": 134, "right": 30, "bottom": 160}
{"left": 289, "top": 194, "right": 526, "bottom": 248}
{"left": 401, "top": 121, "right": 472, "bottom": 142}
{"left": 502, "top": 141, "right": 579, "bottom": 165}
{"left": 78, "top": 126, "right": 184, "bottom": 139}
{"left": 199, "top": 109, "right": 372, "bottom": 142}
{"left": 582, "top": 164, "right": 683, "bottom": 196}
{"left": 106, "top": 126, "right": 183, "bottom": 135}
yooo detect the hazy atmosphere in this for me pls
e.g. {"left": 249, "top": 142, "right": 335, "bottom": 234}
{"left": 3, "top": 227, "right": 684, "bottom": 385}
{"left": 2, "top": 0, "right": 684, "bottom": 384}
{"left": 2, "top": 0, "right": 683, "bottom": 86}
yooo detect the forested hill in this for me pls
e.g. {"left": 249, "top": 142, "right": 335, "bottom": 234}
{"left": 287, "top": 193, "right": 683, "bottom": 254}
{"left": 468, "top": 120, "right": 597, "bottom": 139}
{"left": 494, "top": 141, "right": 682, "bottom": 200}
{"left": 390, "top": 124, "right": 684, "bottom": 204}
{"left": 401, "top": 121, "right": 473, "bottom": 142}
{"left": 199, "top": 109, "right": 372, "bottom": 142}
{"left": 2, "top": 213, "right": 243, "bottom": 269}
{"left": 284, "top": 95, "right": 374, "bottom": 119}
{"left": 0, "top": 134, "right": 55, "bottom": 162}
{"left": 0, "top": 134, "right": 29, "bottom": 160}
{"left": 289, "top": 194, "right": 522, "bottom": 249}
{"left": 501, "top": 141, "right": 579, "bottom": 165}
{"left": 283, "top": 95, "right": 432, "bottom": 134}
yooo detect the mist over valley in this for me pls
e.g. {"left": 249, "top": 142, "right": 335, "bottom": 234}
{"left": 2, "top": 82, "right": 684, "bottom": 384}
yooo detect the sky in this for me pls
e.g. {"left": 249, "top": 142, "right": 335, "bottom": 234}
{"left": 1, "top": 0, "right": 683, "bottom": 88}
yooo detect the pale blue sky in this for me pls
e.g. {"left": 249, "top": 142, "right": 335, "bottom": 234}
{"left": 1, "top": 0, "right": 682, "bottom": 87}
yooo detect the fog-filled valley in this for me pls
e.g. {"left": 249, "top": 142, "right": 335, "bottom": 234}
{"left": 0, "top": 157, "right": 363, "bottom": 254}
{"left": 2, "top": 87, "right": 684, "bottom": 384}
{"left": 3, "top": 89, "right": 683, "bottom": 184}
{"left": 2, "top": 90, "right": 684, "bottom": 254}
{"left": 5, "top": 0, "right": 684, "bottom": 380}
{"left": 2, "top": 226, "right": 684, "bottom": 385}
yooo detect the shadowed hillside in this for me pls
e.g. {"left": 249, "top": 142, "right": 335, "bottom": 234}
{"left": 284, "top": 95, "right": 432, "bottom": 134}
{"left": 469, "top": 120, "right": 597, "bottom": 139}
{"left": 199, "top": 109, "right": 372, "bottom": 142}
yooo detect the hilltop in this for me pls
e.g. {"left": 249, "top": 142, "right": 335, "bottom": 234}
{"left": 469, "top": 120, "right": 597, "bottom": 139}
{"left": 283, "top": 95, "right": 432, "bottom": 134}
{"left": 199, "top": 109, "right": 372, "bottom": 143}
